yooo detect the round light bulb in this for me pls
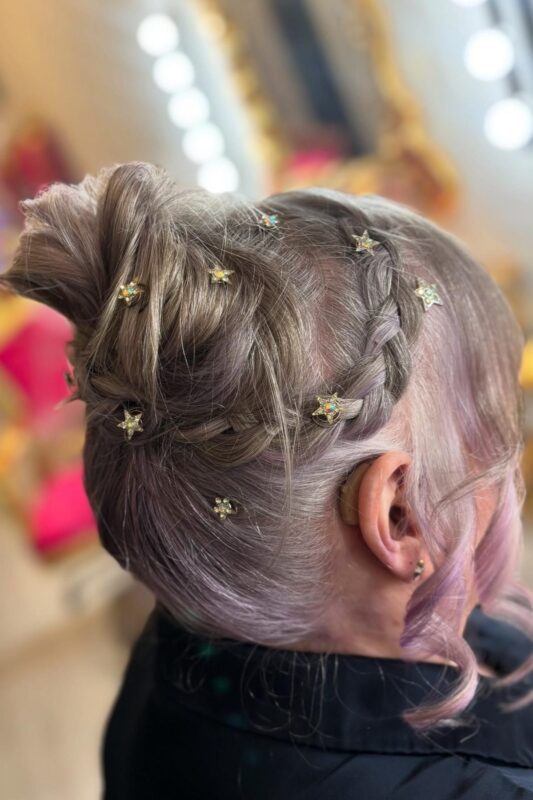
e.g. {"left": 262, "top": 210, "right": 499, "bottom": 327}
{"left": 182, "top": 123, "right": 225, "bottom": 163}
{"left": 465, "top": 28, "right": 515, "bottom": 81}
{"left": 168, "top": 88, "right": 210, "bottom": 128}
{"left": 484, "top": 97, "right": 533, "bottom": 150}
{"left": 137, "top": 14, "right": 179, "bottom": 57}
{"left": 451, "top": 0, "right": 487, "bottom": 7}
{"left": 197, "top": 158, "right": 240, "bottom": 193}
{"left": 152, "top": 52, "right": 195, "bottom": 93}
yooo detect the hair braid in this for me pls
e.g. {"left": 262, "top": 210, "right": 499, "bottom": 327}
{"left": 334, "top": 222, "right": 423, "bottom": 440}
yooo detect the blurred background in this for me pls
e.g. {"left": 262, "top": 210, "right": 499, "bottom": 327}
{"left": 1, "top": 0, "right": 533, "bottom": 797}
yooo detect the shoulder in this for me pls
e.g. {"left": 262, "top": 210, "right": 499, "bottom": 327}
{"left": 102, "top": 609, "right": 159, "bottom": 793}
{"left": 465, "top": 606, "right": 533, "bottom": 674}
{"left": 302, "top": 752, "right": 533, "bottom": 800}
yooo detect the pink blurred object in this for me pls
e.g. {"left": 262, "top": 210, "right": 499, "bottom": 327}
{"left": 1, "top": 121, "right": 75, "bottom": 211}
{"left": 288, "top": 147, "right": 339, "bottom": 172}
{"left": 0, "top": 301, "right": 96, "bottom": 555}
{"left": 31, "top": 464, "right": 96, "bottom": 555}
{"left": 0, "top": 304, "right": 72, "bottom": 432}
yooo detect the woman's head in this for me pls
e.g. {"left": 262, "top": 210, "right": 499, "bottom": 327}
{"left": 1, "top": 161, "right": 527, "bottom": 728}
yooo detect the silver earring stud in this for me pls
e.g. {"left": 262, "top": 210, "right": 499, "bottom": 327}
{"left": 413, "top": 559, "right": 425, "bottom": 579}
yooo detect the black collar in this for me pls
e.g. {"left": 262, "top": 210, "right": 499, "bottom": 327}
{"left": 153, "top": 605, "right": 533, "bottom": 769}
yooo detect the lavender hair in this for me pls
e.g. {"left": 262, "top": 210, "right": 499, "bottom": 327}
{"left": 1, "top": 161, "right": 529, "bottom": 729}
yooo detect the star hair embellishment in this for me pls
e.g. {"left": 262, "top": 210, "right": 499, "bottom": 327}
{"left": 117, "top": 408, "right": 144, "bottom": 440}
{"left": 352, "top": 230, "right": 379, "bottom": 254}
{"left": 312, "top": 393, "right": 343, "bottom": 425}
{"left": 213, "top": 496, "right": 237, "bottom": 520}
{"left": 208, "top": 267, "right": 234, "bottom": 284}
{"left": 117, "top": 277, "right": 146, "bottom": 306}
{"left": 414, "top": 278, "right": 443, "bottom": 312}
{"left": 259, "top": 213, "right": 279, "bottom": 229}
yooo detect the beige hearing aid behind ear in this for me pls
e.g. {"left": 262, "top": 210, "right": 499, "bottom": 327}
{"left": 339, "top": 461, "right": 373, "bottom": 525}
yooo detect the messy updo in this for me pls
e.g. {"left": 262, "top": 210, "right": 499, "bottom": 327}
{"left": 1, "top": 161, "right": 528, "bottom": 729}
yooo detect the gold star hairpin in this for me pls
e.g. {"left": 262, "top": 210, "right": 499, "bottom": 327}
{"left": 208, "top": 268, "right": 234, "bottom": 284}
{"left": 259, "top": 213, "right": 279, "bottom": 228}
{"left": 117, "top": 408, "right": 144, "bottom": 440}
{"left": 414, "top": 278, "right": 443, "bottom": 312}
{"left": 312, "top": 393, "right": 343, "bottom": 425}
{"left": 117, "top": 277, "right": 146, "bottom": 306}
{"left": 352, "top": 230, "right": 379, "bottom": 254}
{"left": 213, "top": 496, "right": 237, "bottom": 520}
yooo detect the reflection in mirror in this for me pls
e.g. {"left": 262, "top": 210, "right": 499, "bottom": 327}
{"left": 199, "top": 0, "right": 458, "bottom": 215}
{"left": 217, "top": 0, "right": 383, "bottom": 159}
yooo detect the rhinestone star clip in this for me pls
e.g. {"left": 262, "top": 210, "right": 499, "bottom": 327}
{"left": 213, "top": 497, "right": 237, "bottom": 520}
{"left": 352, "top": 230, "right": 379, "bottom": 254}
{"left": 312, "top": 393, "right": 343, "bottom": 425}
{"left": 117, "top": 278, "right": 145, "bottom": 306}
{"left": 208, "top": 268, "right": 234, "bottom": 284}
{"left": 117, "top": 409, "right": 144, "bottom": 440}
{"left": 259, "top": 213, "right": 279, "bottom": 228}
{"left": 414, "top": 278, "right": 443, "bottom": 312}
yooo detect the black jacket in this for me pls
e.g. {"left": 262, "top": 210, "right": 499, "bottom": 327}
{"left": 102, "top": 605, "right": 533, "bottom": 799}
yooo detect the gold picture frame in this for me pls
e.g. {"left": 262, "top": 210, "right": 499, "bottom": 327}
{"left": 195, "top": 0, "right": 458, "bottom": 216}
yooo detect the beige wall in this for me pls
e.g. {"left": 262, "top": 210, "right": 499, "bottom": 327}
{"left": 0, "top": 0, "right": 264, "bottom": 195}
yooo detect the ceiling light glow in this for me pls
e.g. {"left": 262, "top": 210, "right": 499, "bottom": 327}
{"left": 452, "top": 0, "right": 487, "bottom": 7}
{"left": 182, "top": 122, "right": 225, "bottom": 163}
{"left": 484, "top": 97, "right": 533, "bottom": 150}
{"left": 197, "top": 157, "right": 240, "bottom": 192}
{"left": 137, "top": 14, "right": 179, "bottom": 57}
{"left": 152, "top": 52, "right": 195, "bottom": 93}
{"left": 465, "top": 28, "right": 515, "bottom": 81}
{"left": 168, "top": 88, "right": 210, "bottom": 128}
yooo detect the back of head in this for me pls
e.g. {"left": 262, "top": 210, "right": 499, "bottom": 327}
{"left": 1, "top": 161, "right": 526, "bottom": 729}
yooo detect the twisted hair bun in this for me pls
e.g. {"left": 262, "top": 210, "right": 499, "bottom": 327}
{"left": 1, "top": 159, "right": 427, "bottom": 557}
{"left": 5, "top": 162, "right": 422, "bottom": 455}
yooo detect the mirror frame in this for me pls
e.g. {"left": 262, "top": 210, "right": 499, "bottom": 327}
{"left": 196, "top": 0, "right": 458, "bottom": 216}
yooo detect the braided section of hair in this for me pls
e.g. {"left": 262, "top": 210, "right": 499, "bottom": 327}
{"left": 333, "top": 218, "right": 423, "bottom": 441}
{"left": 1, "top": 164, "right": 424, "bottom": 472}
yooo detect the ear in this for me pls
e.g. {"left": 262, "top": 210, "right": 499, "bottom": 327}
{"left": 339, "top": 452, "right": 424, "bottom": 582}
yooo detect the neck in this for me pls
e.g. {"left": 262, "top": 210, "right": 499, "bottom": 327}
{"left": 283, "top": 570, "right": 455, "bottom": 665}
